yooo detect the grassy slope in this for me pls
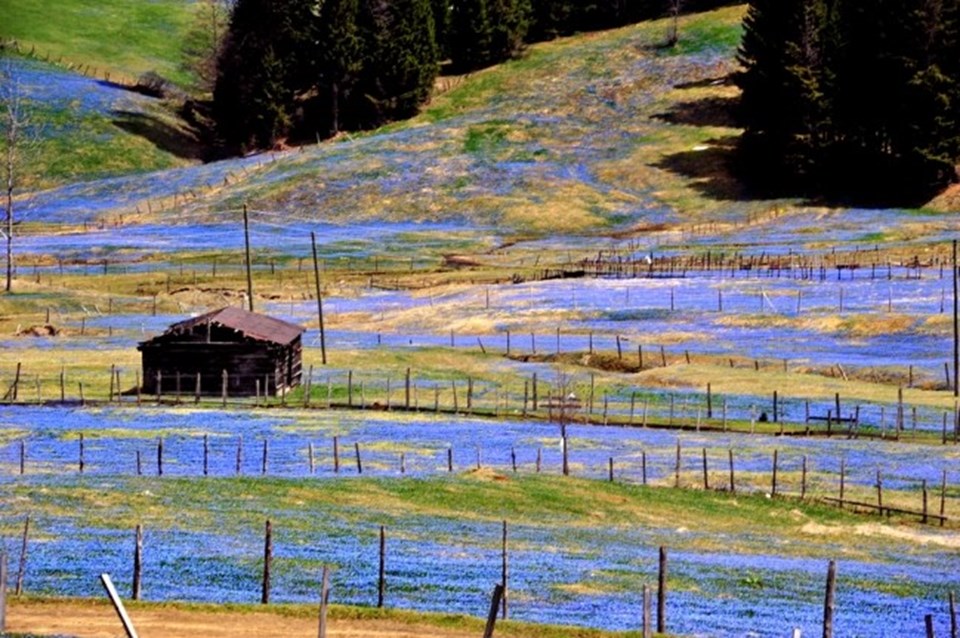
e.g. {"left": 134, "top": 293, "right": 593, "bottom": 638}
{"left": 0, "top": 0, "right": 196, "bottom": 86}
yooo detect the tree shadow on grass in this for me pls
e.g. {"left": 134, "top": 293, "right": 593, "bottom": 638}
{"left": 111, "top": 110, "right": 205, "bottom": 161}
{"left": 651, "top": 76, "right": 947, "bottom": 208}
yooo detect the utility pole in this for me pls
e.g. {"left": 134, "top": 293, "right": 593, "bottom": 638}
{"left": 953, "top": 239, "right": 958, "bottom": 397}
{"left": 311, "top": 231, "right": 327, "bottom": 364}
{"left": 243, "top": 204, "right": 253, "bottom": 312}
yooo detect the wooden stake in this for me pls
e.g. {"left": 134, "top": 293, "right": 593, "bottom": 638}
{"left": 642, "top": 583, "right": 651, "bottom": 638}
{"left": 15, "top": 516, "right": 29, "bottom": 596}
{"left": 236, "top": 435, "right": 243, "bottom": 475}
{"left": 771, "top": 449, "right": 779, "bottom": 497}
{"left": 317, "top": 566, "right": 330, "bottom": 638}
{"left": 823, "top": 560, "right": 837, "bottom": 638}
{"left": 261, "top": 520, "right": 272, "bottom": 604}
{"left": 657, "top": 546, "right": 667, "bottom": 634}
{"left": 483, "top": 584, "right": 504, "bottom": 638}
{"left": 501, "top": 520, "right": 508, "bottom": 619}
{"left": 728, "top": 449, "right": 735, "bottom": 493}
{"left": 132, "top": 524, "right": 143, "bottom": 601}
{"left": 378, "top": 526, "right": 386, "bottom": 608}
{"left": 0, "top": 552, "right": 7, "bottom": 633}
{"left": 355, "top": 441, "right": 362, "bottom": 474}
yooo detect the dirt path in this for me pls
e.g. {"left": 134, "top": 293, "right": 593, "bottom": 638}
{"left": 5, "top": 599, "right": 479, "bottom": 638}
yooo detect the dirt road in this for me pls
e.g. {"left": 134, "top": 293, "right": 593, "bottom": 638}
{"left": 5, "top": 599, "right": 480, "bottom": 638}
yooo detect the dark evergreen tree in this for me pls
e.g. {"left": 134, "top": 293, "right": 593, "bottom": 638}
{"left": 488, "top": 0, "right": 532, "bottom": 63}
{"left": 431, "top": 0, "right": 452, "bottom": 61}
{"left": 449, "top": 0, "right": 493, "bottom": 70}
{"left": 213, "top": 0, "right": 313, "bottom": 150}
{"left": 313, "top": 0, "right": 362, "bottom": 136}
{"left": 352, "top": 0, "right": 439, "bottom": 127}
{"left": 528, "top": 0, "right": 575, "bottom": 40}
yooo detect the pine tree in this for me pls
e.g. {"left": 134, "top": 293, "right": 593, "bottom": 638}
{"left": 431, "top": 0, "right": 452, "bottom": 61}
{"left": 489, "top": 0, "right": 532, "bottom": 63}
{"left": 450, "top": 0, "right": 493, "bottom": 70}
{"left": 353, "top": 0, "right": 439, "bottom": 126}
{"left": 213, "top": 0, "right": 313, "bottom": 150}
{"left": 313, "top": 0, "right": 362, "bottom": 136}
{"left": 736, "top": 0, "right": 825, "bottom": 184}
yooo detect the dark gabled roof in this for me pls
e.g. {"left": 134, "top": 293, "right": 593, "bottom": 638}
{"left": 162, "top": 306, "right": 304, "bottom": 345}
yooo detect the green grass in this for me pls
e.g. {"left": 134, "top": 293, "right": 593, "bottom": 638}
{"left": 0, "top": 0, "right": 198, "bottom": 86}
{"left": 20, "top": 103, "right": 193, "bottom": 190}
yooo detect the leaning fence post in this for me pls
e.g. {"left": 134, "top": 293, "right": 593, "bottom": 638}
{"left": 949, "top": 590, "right": 957, "bottom": 638}
{"left": 823, "top": 560, "right": 837, "bottom": 638}
{"left": 483, "top": 584, "right": 505, "bottom": 638}
{"left": 132, "top": 524, "right": 143, "bottom": 600}
{"left": 99, "top": 573, "right": 140, "bottom": 638}
{"left": 15, "top": 516, "right": 29, "bottom": 596}
{"left": 501, "top": 520, "right": 509, "bottom": 619}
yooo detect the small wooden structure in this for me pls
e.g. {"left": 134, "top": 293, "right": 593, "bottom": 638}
{"left": 138, "top": 307, "right": 304, "bottom": 397}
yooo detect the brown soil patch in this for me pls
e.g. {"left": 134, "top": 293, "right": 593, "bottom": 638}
{"left": 6, "top": 599, "right": 477, "bottom": 638}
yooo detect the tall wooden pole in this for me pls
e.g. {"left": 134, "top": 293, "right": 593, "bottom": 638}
{"left": 243, "top": 204, "right": 254, "bottom": 313}
{"left": 953, "top": 239, "right": 958, "bottom": 397}
{"left": 311, "top": 231, "right": 327, "bottom": 365}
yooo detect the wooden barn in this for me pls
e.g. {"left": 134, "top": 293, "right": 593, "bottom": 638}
{"left": 138, "top": 307, "right": 305, "bottom": 397}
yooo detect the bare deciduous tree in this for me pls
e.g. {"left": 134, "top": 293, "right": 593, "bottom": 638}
{"left": 1, "top": 59, "right": 31, "bottom": 293}
{"left": 666, "top": 0, "right": 682, "bottom": 47}
{"left": 181, "top": 0, "right": 234, "bottom": 93}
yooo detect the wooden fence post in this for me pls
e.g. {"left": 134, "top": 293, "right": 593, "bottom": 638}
{"left": 262, "top": 520, "right": 272, "bottom": 604}
{"left": 19, "top": 439, "right": 24, "bottom": 475}
{"left": 132, "top": 524, "right": 143, "bottom": 600}
{"left": 657, "top": 546, "right": 667, "bottom": 634}
{"left": 236, "top": 435, "right": 243, "bottom": 475}
{"left": 772, "top": 450, "right": 779, "bottom": 497}
{"left": 157, "top": 438, "right": 163, "bottom": 477}
{"left": 501, "top": 520, "right": 508, "bottom": 619}
{"left": 949, "top": 591, "right": 957, "bottom": 638}
{"left": 943, "top": 470, "right": 949, "bottom": 528}
{"left": 262, "top": 439, "right": 269, "bottom": 475}
{"left": 221, "top": 370, "right": 228, "bottom": 407}
{"left": 0, "top": 551, "right": 7, "bottom": 633}
{"left": 317, "top": 566, "right": 330, "bottom": 638}
{"left": 15, "top": 516, "right": 29, "bottom": 596}
{"left": 702, "top": 448, "right": 709, "bottom": 490}
{"left": 877, "top": 469, "right": 883, "bottom": 512}
{"left": 728, "top": 449, "right": 735, "bottom": 493}
{"left": 378, "top": 525, "right": 386, "bottom": 608}
{"left": 355, "top": 442, "right": 363, "bottom": 474}
{"left": 483, "top": 584, "right": 505, "bottom": 638}
{"left": 333, "top": 436, "right": 340, "bottom": 473}
{"left": 79, "top": 433, "right": 85, "bottom": 473}
{"left": 823, "top": 560, "right": 837, "bottom": 638}
{"left": 642, "top": 583, "right": 651, "bottom": 638}
{"left": 927, "top": 615, "right": 936, "bottom": 638}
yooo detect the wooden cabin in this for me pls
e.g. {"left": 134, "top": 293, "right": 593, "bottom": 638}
{"left": 138, "top": 307, "right": 304, "bottom": 397}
